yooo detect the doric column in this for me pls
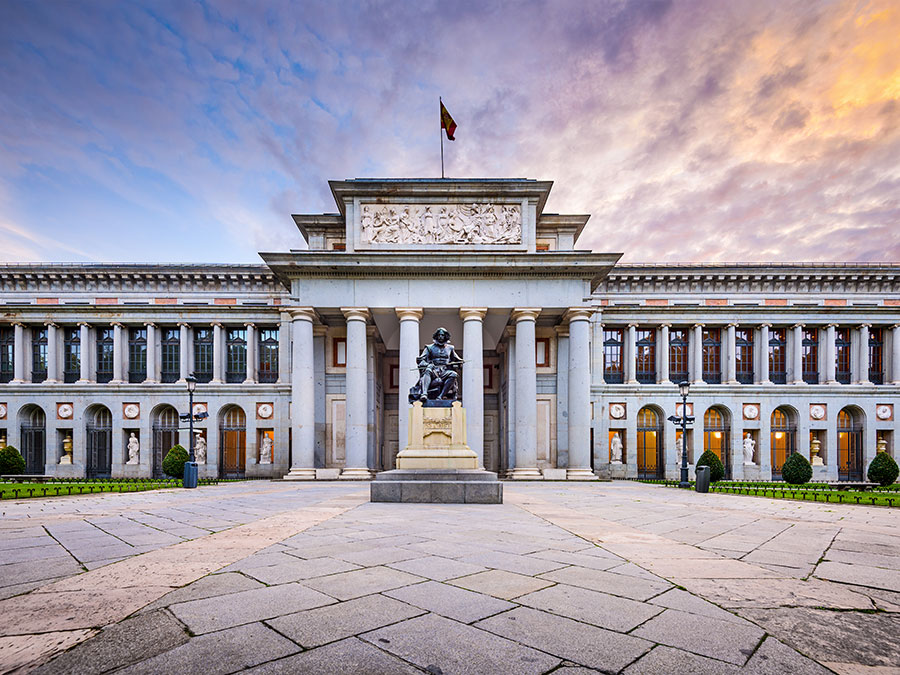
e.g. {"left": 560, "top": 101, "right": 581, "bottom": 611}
{"left": 111, "top": 322, "right": 125, "bottom": 384}
{"left": 285, "top": 309, "right": 315, "bottom": 479}
{"left": 791, "top": 324, "right": 804, "bottom": 385}
{"left": 759, "top": 324, "right": 771, "bottom": 384}
{"left": 396, "top": 308, "right": 423, "bottom": 455}
{"left": 892, "top": 324, "right": 900, "bottom": 384}
{"left": 178, "top": 322, "right": 189, "bottom": 383}
{"left": 825, "top": 324, "right": 837, "bottom": 384}
{"left": 658, "top": 324, "right": 671, "bottom": 384}
{"left": 857, "top": 324, "right": 870, "bottom": 385}
{"left": 12, "top": 323, "right": 25, "bottom": 383}
{"left": 45, "top": 322, "right": 60, "bottom": 383}
{"left": 692, "top": 323, "right": 704, "bottom": 384}
{"left": 725, "top": 323, "right": 737, "bottom": 384}
{"left": 145, "top": 323, "right": 158, "bottom": 383}
{"left": 566, "top": 309, "right": 596, "bottom": 480}
{"left": 78, "top": 322, "right": 91, "bottom": 383}
{"left": 460, "top": 308, "right": 487, "bottom": 468}
{"left": 340, "top": 308, "right": 372, "bottom": 479}
{"left": 505, "top": 331, "right": 517, "bottom": 474}
{"left": 625, "top": 323, "right": 638, "bottom": 384}
{"left": 510, "top": 308, "right": 542, "bottom": 479}
{"left": 212, "top": 322, "right": 225, "bottom": 383}
{"left": 244, "top": 323, "right": 257, "bottom": 384}
{"left": 590, "top": 311, "right": 604, "bottom": 388}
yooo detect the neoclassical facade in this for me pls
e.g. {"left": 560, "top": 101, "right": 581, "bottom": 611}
{"left": 0, "top": 178, "right": 898, "bottom": 482}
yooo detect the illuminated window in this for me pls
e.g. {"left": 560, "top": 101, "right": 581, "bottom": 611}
{"left": 869, "top": 328, "right": 883, "bottom": 385}
{"left": 768, "top": 328, "right": 786, "bottom": 384}
{"left": 603, "top": 329, "right": 623, "bottom": 384}
{"left": 835, "top": 328, "right": 851, "bottom": 384}
{"left": 802, "top": 328, "right": 818, "bottom": 384}
{"left": 669, "top": 328, "right": 688, "bottom": 383}
{"left": 735, "top": 328, "right": 753, "bottom": 384}
{"left": 702, "top": 328, "right": 721, "bottom": 384}
{"left": 635, "top": 329, "right": 656, "bottom": 384}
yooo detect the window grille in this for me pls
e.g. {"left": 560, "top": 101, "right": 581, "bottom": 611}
{"left": 128, "top": 328, "right": 147, "bottom": 383}
{"left": 802, "top": 328, "right": 818, "bottom": 384}
{"left": 95, "top": 328, "right": 114, "bottom": 383}
{"left": 32, "top": 328, "right": 49, "bottom": 383}
{"left": 603, "top": 329, "right": 624, "bottom": 384}
{"left": 161, "top": 328, "right": 180, "bottom": 383}
{"left": 635, "top": 329, "right": 656, "bottom": 384}
{"left": 869, "top": 328, "right": 883, "bottom": 384}
{"left": 669, "top": 328, "right": 688, "bottom": 383}
{"left": 226, "top": 328, "right": 247, "bottom": 383}
{"left": 735, "top": 328, "right": 753, "bottom": 384}
{"left": 193, "top": 327, "right": 213, "bottom": 383}
{"left": 768, "top": 328, "right": 787, "bottom": 384}
{"left": 835, "top": 328, "right": 851, "bottom": 384}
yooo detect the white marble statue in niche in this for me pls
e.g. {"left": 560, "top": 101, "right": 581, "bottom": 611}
{"left": 260, "top": 436, "right": 273, "bottom": 465}
{"left": 743, "top": 434, "right": 756, "bottom": 465}
{"left": 361, "top": 203, "right": 522, "bottom": 245}
{"left": 675, "top": 435, "right": 685, "bottom": 464}
{"left": 126, "top": 433, "right": 140, "bottom": 465}
{"left": 194, "top": 435, "right": 207, "bottom": 464}
{"left": 610, "top": 433, "right": 623, "bottom": 464}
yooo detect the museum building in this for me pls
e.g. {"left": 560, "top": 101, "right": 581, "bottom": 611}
{"left": 0, "top": 178, "right": 898, "bottom": 482}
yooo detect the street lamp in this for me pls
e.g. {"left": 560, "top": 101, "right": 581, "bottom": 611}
{"left": 183, "top": 374, "right": 199, "bottom": 489}
{"left": 671, "top": 380, "right": 693, "bottom": 488}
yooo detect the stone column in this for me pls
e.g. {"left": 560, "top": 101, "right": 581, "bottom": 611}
{"left": 892, "top": 324, "right": 900, "bottom": 385}
{"left": 278, "top": 312, "right": 291, "bottom": 384}
{"left": 244, "top": 323, "right": 257, "bottom": 384}
{"left": 111, "top": 322, "right": 125, "bottom": 384}
{"left": 658, "top": 324, "right": 671, "bottom": 384}
{"left": 145, "top": 323, "right": 158, "bottom": 383}
{"left": 825, "top": 324, "right": 837, "bottom": 384}
{"left": 759, "top": 324, "right": 771, "bottom": 384}
{"left": 625, "top": 323, "right": 638, "bottom": 384}
{"left": 285, "top": 309, "right": 315, "bottom": 479}
{"left": 725, "top": 323, "right": 737, "bottom": 384}
{"left": 510, "top": 308, "right": 541, "bottom": 479}
{"left": 692, "top": 323, "right": 704, "bottom": 384}
{"left": 857, "top": 324, "right": 870, "bottom": 385}
{"left": 460, "top": 308, "right": 487, "bottom": 469}
{"left": 212, "top": 322, "right": 225, "bottom": 383}
{"left": 566, "top": 309, "right": 596, "bottom": 480}
{"left": 12, "top": 323, "right": 25, "bottom": 383}
{"left": 791, "top": 324, "right": 804, "bottom": 385}
{"left": 78, "top": 322, "right": 91, "bottom": 383}
{"left": 506, "top": 331, "right": 517, "bottom": 474}
{"left": 178, "top": 322, "right": 189, "bottom": 383}
{"left": 396, "top": 308, "right": 423, "bottom": 454}
{"left": 590, "top": 311, "right": 604, "bottom": 388}
{"left": 340, "top": 308, "right": 372, "bottom": 479}
{"left": 45, "top": 323, "right": 60, "bottom": 383}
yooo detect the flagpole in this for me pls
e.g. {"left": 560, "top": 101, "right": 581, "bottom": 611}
{"left": 439, "top": 97, "right": 445, "bottom": 179}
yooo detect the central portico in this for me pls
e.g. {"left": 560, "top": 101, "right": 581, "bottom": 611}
{"left": 263, "top": 179, "right": 620, "bottom": 480}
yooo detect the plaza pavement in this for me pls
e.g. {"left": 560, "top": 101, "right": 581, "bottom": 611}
{"left": 0, "top": 481, "right": 898, "bottom": 674}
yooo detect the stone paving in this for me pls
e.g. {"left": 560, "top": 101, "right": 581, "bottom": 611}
{"left": 0, "top": 481, "right": 898, "bottom": 674}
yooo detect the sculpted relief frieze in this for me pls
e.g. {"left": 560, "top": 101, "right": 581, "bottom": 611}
{"left": 360, "top": 203, "right": 522, "bottom": 245}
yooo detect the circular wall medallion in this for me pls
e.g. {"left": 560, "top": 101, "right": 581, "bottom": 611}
{"left": 123, "top": 404, "right": 140, "bottom": 419}
{"left": 0, "top": 403, "right": 6, "bottom": 419}
{"left": 609, "top": 404, "right": 626, "bottom": 419}
{"left": 257, "top": 403, "right": 274, "bottom": 419}
{"left": 743, "top": 404, "right": 759, "bottom": 420}
{"left": 192, "top": 403, "right": 207, "bottom": 417}
{"left": 57, "top": 404, "right": 73, "bottom": 419}
{"left": 809, "top": 405, "right": 826, "bottom": 420}
{"left": 876, "top": 405, "right": 892, "bottom": 420}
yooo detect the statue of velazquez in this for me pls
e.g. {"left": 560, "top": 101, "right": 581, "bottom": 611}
{"left": 409, "top": 327, "right": 464, "bottom": 404}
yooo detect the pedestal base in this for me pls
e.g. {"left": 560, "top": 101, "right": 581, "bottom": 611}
{"left": 396, "top": 401, "right": 478, "bottom": 470}
{"left": 283, "top": 468, "right": 316, "bottom": 480}
{"left": 566, "top": 467, "right": 598, "bottom": 481}
{"left": 508, "top": 467, "right": 542, "bottom": 480}
{"left": 371, "top": 469, "right": 502, "bottom": 504}
{"left": 340, "top": 468, "right": 374, "bottom": 480}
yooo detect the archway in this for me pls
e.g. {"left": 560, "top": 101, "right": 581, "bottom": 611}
{"left": 837, "top": 407, "right": 864, "bottom": 482}
{"left": 18, "top": 405, "right": 45, "bottom": 474}
{"left": 151, "top": 405, "right": 180, "bottom": 478}
{"left": 770, "top": 406, "right": 797, "bottom": 480}
{"left": 219, "top": 405, "right": 246, "bottom": 478}
{"left": 636, "top": 406, "right": 663, "bottom": 479}
{"left": 85, "top": 405, "right": 112, "bottom": 478}
{"left": 704, "top": 407, "right": 732, "bottom": 479}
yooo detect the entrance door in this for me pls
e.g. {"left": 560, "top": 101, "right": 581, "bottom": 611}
{"left": 86, "top": 407, "right": 112, "bottom": 478}
{"left": 770, "top": 407, "right": 795, "bottom": 480}
{"left": 152, "top": 406, "right": 179, "bottom": 478}
{"left": 637, "top": 407, "right": 662, "bottom": 479}
{"left": 703, "top": 408, "right": 732, "bottom": 479}
{"left": 20, "top": 407, "right": 46, "bottom": 474}
{"left": 220, "top": 406, "right": 246, "bottom": 477}
{"left": 837, "top": 409, "right": 863, "bottom": 481}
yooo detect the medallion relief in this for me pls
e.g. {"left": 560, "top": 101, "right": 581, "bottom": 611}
{"left": 360, "top": 203, "right": 522, "bottom": 245}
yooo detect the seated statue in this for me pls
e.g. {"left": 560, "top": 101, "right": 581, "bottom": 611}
{"left": 409, "top": 327, "right": 464, "bottom": 404}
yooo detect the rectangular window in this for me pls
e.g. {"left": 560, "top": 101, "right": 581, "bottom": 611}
{"left": 635, "top": 329, "right": 656, "bottom": 384}
{"left": 0, "top": 327, "right": 13, "bottom": 383}
{"left": 63, "top": 327, "right": 81, "bottom": 383}
{"left": 769, "top": 328, "right": 787, "bottom": 384}
{"left": 128, "top": 328, "right": 147, "bottom": 383}
{"left": 702, "top": 328, "right": 721, "bottom": 384}
{"left": 735, "top": 328, "right": 754, "bottom": 384}
{"left": 161, "top": 327, "right": 180, "bottom": 383}
{"left": 535, "top": 338, "right": 550, "bottom": 367}
{"left": 869, "top": 327, "right": 883, "bottom": 385}
{"left": 333, "top": 337, "right": 346, "bottom": 368}
{"left": 226, "top": 328, "right": 247, "bottom": 383}
{"left": 835, "top": 327, "right": 851, "bottom": 384}
{"left": 669, "top": 328, "right": 688, "bottom": 383}
{"left": 96, "top": 327, "right": 114, "bottom": 383}
{"left": 603, "top": 329, "right": 624, "bottom": 384}
{"left": 32, "top": 328, "right": 49, "bottom": 383}
{"left": 193, "top": 327, "right": 214, "bottom": 383}
{"left": 802, "top": 328, "right": 818, "bottom": 384}
{"left": 257, "top": 327, "right": 279, "bottom": 383}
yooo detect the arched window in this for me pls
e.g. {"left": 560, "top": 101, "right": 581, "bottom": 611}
{"left": 19, "top": 405, "right": 46, "bottom": 473}
{"left": 837, "top": 408, "right": 863, "bottom": 481}
{"left": 637, "top": 407, "right": 662, "bottom": 479}
{"left": 703, "top": 408, "right": 731, "bottom": 478}
{"left": 86, "top": 406, "right": 112, "bottom": 478}
{"left": 770, "top": 407, "right": 795, "bottom": 479}
{"left": 220, "top": 406, "right": 247, "bottom": 477}
{"left": 152, "top": 405, "right": 180, "bottom": 478}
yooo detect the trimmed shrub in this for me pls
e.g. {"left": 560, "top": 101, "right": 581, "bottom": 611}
{"left": 0, "top": 445, "right": 27, "bottom": 475}
{"left": 696, "top": 449, "right": 725, "bottom": 483}
{"left": 162, "top": 444, "right": 189, "bottom": 479}
{"left": 782, "top": 452, "right": 813, "bottom": 485}
{"left": 867, "top": 452, "right": 899, "bottom": 487}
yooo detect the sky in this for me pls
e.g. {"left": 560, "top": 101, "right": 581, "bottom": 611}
{"left": 1, "top": 0, "right": 899, "bottom": 264}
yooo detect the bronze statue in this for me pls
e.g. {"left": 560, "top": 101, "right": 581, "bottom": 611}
{"left": 409, "top": 327, "right": 464, "bottom": 404}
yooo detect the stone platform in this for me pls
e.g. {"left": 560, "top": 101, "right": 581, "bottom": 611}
{"left": 370, "top": 469, "right": 503, "bottom": 504}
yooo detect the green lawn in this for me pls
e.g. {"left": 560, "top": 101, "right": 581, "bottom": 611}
{"left": 0, "top": 479, "right": 217, "bottom": 500}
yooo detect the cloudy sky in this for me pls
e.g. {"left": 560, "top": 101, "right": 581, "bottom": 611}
{"left": 1, "top": 0, "right": 898, "bottom": 264}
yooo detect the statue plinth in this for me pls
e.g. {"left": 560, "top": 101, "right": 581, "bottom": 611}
{"left": 396, "top": 401, "right": 478, "bottom": 470}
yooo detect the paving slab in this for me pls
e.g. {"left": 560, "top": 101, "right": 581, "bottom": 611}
{"left": 386, "top": 554, "right": 487, "bottom": 581}
{"left": 623, "top": 645, "right": 741, "bottom": 674}
{"left": 674, "top": 576, "right": 875, "bottom": 609}
{"left": 647, "top": 588, "right": 752, "bottom": 625}
{"left": 448, "top": 568, "right": 556, "bottom": 600}
{"left": 241, "top": 556, "right": 361, "bottom": 584}
{"left": 245, "top": 636, "right": 423, "bottom": 674}
{"left": 302, "top": 565, "right": 426, "bottom": 601}
{"left": 815, "top": 561, "right": 900, "bottom": 593}
{"left": 0, "top": 630, "right": 95, "bottom": 674}
{"left": 385, "top": 579, "right": 514, "bottom": 623}
{"left": 538, "top": 565, "right": 672, "bottom": 601}
{"left": 516, "top": 582, "right": 663, "bottom": 632}
{"left": 141, "top": 571, "right": 265, "bottom": 611}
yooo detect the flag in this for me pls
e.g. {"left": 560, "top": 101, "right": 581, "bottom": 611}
{"left": 440, "top": 100, "right": 456, "bottom": 141}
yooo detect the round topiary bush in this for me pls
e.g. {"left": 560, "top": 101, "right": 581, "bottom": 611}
{"left": 696, "top": 449, "right": 725, "bottom": 482}
{"left": 781, "top": 451, "right": 812, "bottom": 485}
{"left": 162, "top": 444, "right": 189, "bottom": 478}
{"left": 0, "top": 445, "right": 27, "bottom": 475}
{"left": 867, "top": 452, "right": 899, "bottom": 487}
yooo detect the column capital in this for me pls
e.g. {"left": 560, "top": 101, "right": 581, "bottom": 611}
{"left": 792, "top": 323, "right": 804, "bottom": 329}
{"left": 511, "top": 307, "right": 541, "bottom": 322}
{"left": 143, "top": 321, "right": 156, "bottom": 328}
{"left": 693, "top": 322, "right": 705, "bottom": 330}
{"left": 858, "top": 323, "right": 872, "bottom": 329}
{"left": 288, "top": 307, "right": 316, "bottom": 322}
{"left": 11, "top": 321, "right": 26, "bottom": 328}
{"left": 459, "top": 307, "right": 488, "bottom": 322}
{"left": 396, "top": 307, "right": 424, "bottom": 321}
{"left": 177, "top": 321, "right": 191, "bottom": 328}
{"left": 627, "top": 322, "right": 639, "bottom": 329}
{"left": 211, "top": 321, "right": 224, "bottom": 328}
{"left": 727, "top": 322, "right": 739, "bottom": 328}
{"left": 312, "top": 324, "right": 328, "bottom": 337}
{"left": 826, "top": 323, "right": 839, "bottom": 328}
{"left": 341, "top": 307, "right": 370, "bottom": 322}
{"left": 760, "top": 323, "right": 772, "bottom": 328}
{"left": 111, "top": 321, "right": 124, "bottom": 329}
{"left": 44, "top": 321, "right": 59, "bottom": 328}
{"left": 659, "top": 322, "right": 672, "bottom": 329}
{"left": 243, "top": 322, "right": 256, "bottom": 329}
{"left": 893, "top": 323, "right": 900, "bottom": 330}
{"left": 563, "top": 307, "right": 592, "bottom": 323}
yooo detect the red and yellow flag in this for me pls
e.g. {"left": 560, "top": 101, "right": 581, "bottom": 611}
{"left": 440, "top": 100, "right": 456, "bottom": 141}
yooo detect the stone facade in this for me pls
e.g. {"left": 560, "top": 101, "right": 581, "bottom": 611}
{"left": 0, "top": 179, "right": 897, "bottom": 482}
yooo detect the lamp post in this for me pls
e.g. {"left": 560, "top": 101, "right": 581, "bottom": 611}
{"left": 183, "top": 374, "right": 199, "bottom": 489}
{"left": 668, "top": 381, "right": 693, "bottom": 488}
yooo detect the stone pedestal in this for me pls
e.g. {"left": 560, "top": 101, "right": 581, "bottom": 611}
{"left": 396, "top": 401, "right": 478, "bottom": 470}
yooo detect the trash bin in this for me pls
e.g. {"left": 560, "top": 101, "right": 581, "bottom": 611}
{"left": 183, "top": 462, "right": 199, "bottom": 489}
{"left": 695, "top": 466, "right": 710, "bottom": 493}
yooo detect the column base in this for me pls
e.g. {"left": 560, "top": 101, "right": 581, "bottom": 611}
{"left": 566, "top": 467, "right": 598, "bottom": 481}
{"left": 725, "top": 379, "right": 739, "bottom": 385}
{"left": 340, "top": 467, "right": 374, "bottom": 480}
{"left": 283, "top": 468, "right": 316, "bottom": 480}
{"left": 508, "top": 467, "right": 543, "bottom": 480}
{"left": 45, "top": 378, "right": 60, "bottom": 384}
{"left": 10, "top": 379, "right": 24, "bottom": 384}
{"left": 110, "top": 379, "right": 125, "bottom": 385}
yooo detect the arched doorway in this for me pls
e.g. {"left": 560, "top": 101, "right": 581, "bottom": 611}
{"left": 152, "top": 405, "right": 180, "bottom": 478}
{"left": 86, "top": 405, "right": 112, "bottom": 478}
{"left": 837, "top": 407, "right": 864, "bottom": 482}
{"left": 636, "top": 407, "right": 663, "bottom": 479}
{"left": 770, "top": 407, "right": 796, "bottom": 480}
{"left": 219, "top": 406, "right": 246, "bottom": 478}
{"left": 704, "top": 407, "right": 732, "bottom": 479}
{"left": 19, "top": 406, "right": 45, "bottom": 474}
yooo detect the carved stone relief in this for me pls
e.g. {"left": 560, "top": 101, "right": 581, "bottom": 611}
{"left": 360, "top": 203, "right": 522, "bottom": 245}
